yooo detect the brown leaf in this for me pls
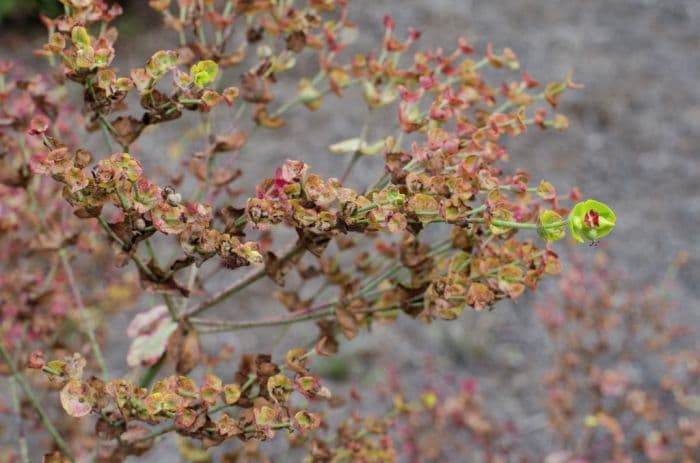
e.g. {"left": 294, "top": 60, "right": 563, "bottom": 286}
{"left": 335, "top": 305, "right": 358, "bottom": 340}
{"left": 74, "top": 148, "right": 92, "bottom": 169}
{"left": 316, "top": 320, "right": 338, "bottom": 356}
{"left": 108, "top": 219, "right": 133, "bottom": 248}
{"left": 253, "top": 105, "right": 285, "bottom": 129}
{"left": 176, "top": 329, "right": 201, "bottom": 375}
{"left": 241, "top": 72, "right": 272, "bottom": 104}
{"left": 297, "top": 229, "right": 330, "bottom": 257}
{"left": 219, "top": 49, "right": 246, "bottom": 66}
{"left": 213, "top": 131, "right": 248, "bottom": 152}
{"left": 139, "top": 259, "right": 190, "bottom": 297}
{"left": 73, "top": 205, "right": 103, "bottom": 219}
{"left": 188, "top": 155, "right": 208, "bottom": 182}
{"left": 384, "top": 151, "right": 411, "bottom": 185}
{"left": 285, "top": 348, "right": 310, "bottom": 375}
{"left": 273, "top": 290, "right": 311, "bottom": 312}
{"left": 265, "top": 251, "right": 297, "bottom": 286}
{"left": 286, "top": 31, "right": 307, "bottom": 52}
{"left": 110, "top": 116, "right": 145, "bottom": 149}
{"left": 141, "top": 89, "right": 181, "bottom": 124}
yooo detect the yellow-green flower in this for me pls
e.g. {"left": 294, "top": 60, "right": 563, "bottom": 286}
{"left": 568, "top": 199, "right": 616, "bottom": 243}
{"left": 190, "top": 60, "right": 219, "bottom": 88}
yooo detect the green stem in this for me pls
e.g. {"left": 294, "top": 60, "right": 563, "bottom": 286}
{"left": 98, "top": 116, "right": 115, "bottom": 152}
{"left": 138, "top": 354, "right": 166, "bottom": 388}
{"left": 270, "top": 78, "right": 359, "bottom": 119}
{"left": 191, "top": 304, "right": 411, "bottom": 333}
{"left": 58, "top": 249, "right": 109, "bottom": 378}
{"left": 9, "top": 377, "right": 30, "bottom": 463}
{"left": 469, "top": 217, "right": 569, "bottom": 230}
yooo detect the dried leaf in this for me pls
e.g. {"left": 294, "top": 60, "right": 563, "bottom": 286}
{"left": 176, "top": 329, "right": 201, "bottom": 375}
{"left": 213, "top": 131, "right": 248, "bottom": 152}
{"left": 254, "top": 105, "right": 285, "bottom": 129}
{"left": 109, "top": 116, "right": 145, "bottom": 149}
{"left": 335, "top": 305, "right": 358, "bottom": 340}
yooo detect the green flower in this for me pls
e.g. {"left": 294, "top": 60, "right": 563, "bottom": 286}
{"left": 190, "top": 60, "right": 219, "bottom": 88}
{"left": 568, "top": 199, "right": 616, "bottom": 243}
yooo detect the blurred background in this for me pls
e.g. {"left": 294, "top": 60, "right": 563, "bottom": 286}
{"left": 1, "top": 0, "right": 699, "bottom": 460}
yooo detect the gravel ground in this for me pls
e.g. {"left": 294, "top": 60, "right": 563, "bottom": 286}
{"left": 2, "top": 0, "right": 699, "bottom": 460}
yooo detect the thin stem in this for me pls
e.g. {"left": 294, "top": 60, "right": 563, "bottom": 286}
{"left": 270, "top": 78, "right": 359, "bottom": 118}
{"left": 192, "top": 304, "right": 407, "bottom": 333}
{"left": 177, "top": 5, "right": 187, "bottom": 46}
{"left": 98, "top": 116, "right": 115, "bottom": 153}
{"left": 0, "top": 343, "right": 74, "bottom": 460}
{"left": 340, "top": 113, "right": 372, "bottom": 184}
{"left": 9, "top": 377, "right": 30, "bottom": 463}
{"left": 138, "top": 354, "right": 166, "bottom": 388}
{"left": 59, "top": 249, "right": 109, "bottom": 378}
{"left": 340, "top": 152, "right": 361, "bottom": 185}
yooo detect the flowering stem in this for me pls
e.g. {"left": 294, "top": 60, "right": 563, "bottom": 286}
{"left": 470, "top": 218, "right": 569, "bottom": 230}
{"left": 0, "top": 343, "right": 74, "bottom": 460}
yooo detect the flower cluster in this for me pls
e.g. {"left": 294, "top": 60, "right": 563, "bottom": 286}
{"left": 30, "top": 348, "right": 325, "bottom": 459}
{"left": 31, "top": 147, "right": 263, "bottom": 270}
